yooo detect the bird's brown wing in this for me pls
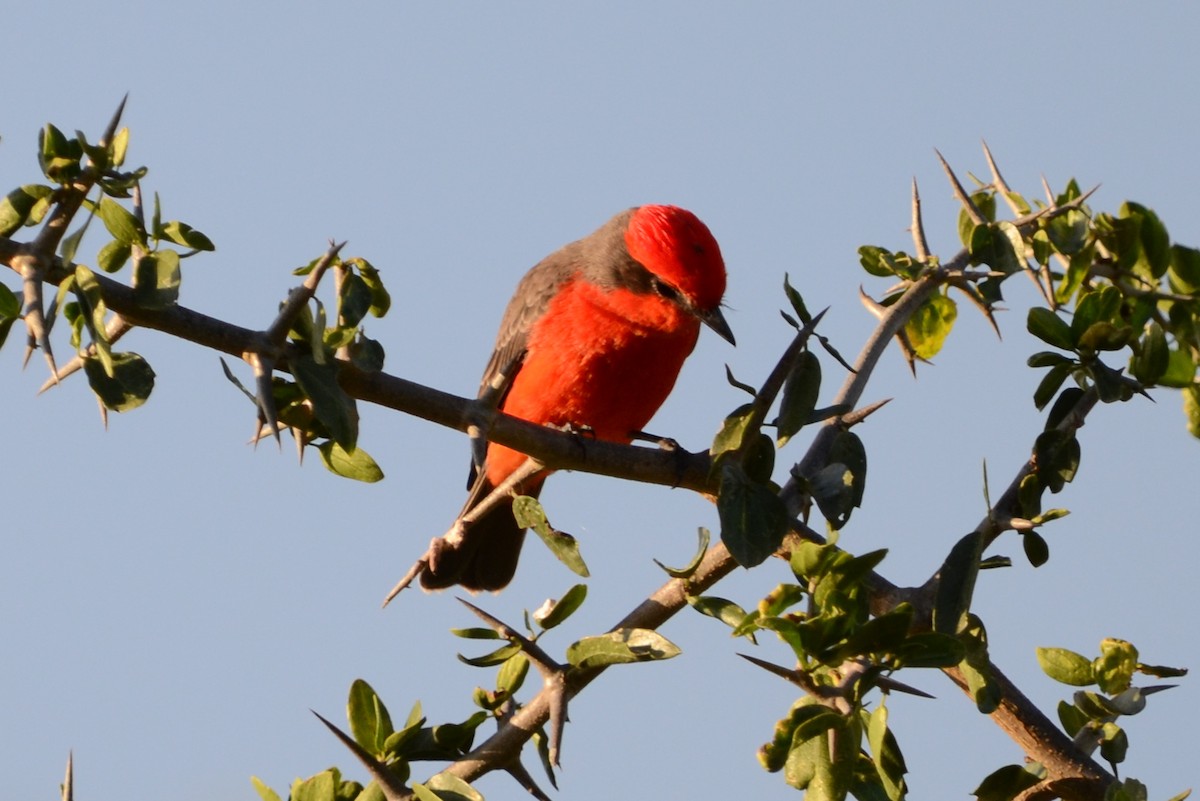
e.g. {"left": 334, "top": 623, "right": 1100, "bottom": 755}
{"left": 467, "top": 241, "right": 583, "bottom": 488}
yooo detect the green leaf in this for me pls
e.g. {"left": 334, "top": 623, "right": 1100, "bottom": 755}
{"left": 858, "top": 245, "right": 898, "bottom": 277}
{"left": 1168, "top": 244, "right": 1200, "bottom": 293}
{"left": 354, "top": 259, "right": 391, "bottom": 317}
{"left": 758, "top": 582, "right": 808, "bottom": 617}
{"left": 1055, "top": 248, "right": 1093, "bottom": 306}
{"left": 450, "top": 627, "right": 501, "bottom": 640}
{"left": 1027, "top": 351, "right": 1072, "bottom": 369}
{"left": 0, "top": 184, "right": 53, "bottom": 237}
{"left": 972, "top": 764, "right": 1044, "bottom": 801}
{"left": 960, "top": 655, "right": 1000, "bottom": 714}
{"left": 72, "top": 264, "right": 112, "bottom": 372}
{"left": 1057, "top": 699, "right": 1088, "bottom": 737}
{"left": 970, "top": 221, "right": 1024, "bottom": 274}
{"left": 742, "top": 432, "right": 776, "bottom": 483}
{"left": 458, "top": 642, "right": 522, "bottom": 668}
{"left": 96, "top": 196, "right": 145, "bottom": 246}
{"left": 496, "top": 652, "right": 529, "bottom": 696}
{"left": 724, "top": 366, "right": 757, "bottom": 397}
{"left": 348, "top": 333, "right": 386, "bottom": 372}
{"left": 292, "top": 771, "right": 337, "bottom": 801}
{"left": 534, "top": 583, "right": 588, "bottom": 630}
{"left": 1032, "top": 363, "right": 1072, "bottom": 410}
{"left": 97, "top": 239, "right": 131, "bottom": 273}
{"left": 760, "top": 699, "right": 819, "bottom": 772}
{"left": 1121, "top": 202, "right": 1170, "bottom": 280}
{"left": 0, "top": 282, "right": 20, "bottom": 350}
{"left": 339, "top": 272, "right": 373, "bottom": 328}
{"left": 783, "top": 273, "right": 812, "bottom": 324}
{"left": 717, "top": 462, "right": 789, "bottom": 567}
{"left": 291, "top": 352, "right": 358, "bottom": 449}
{"left": 382, "top": 702, "right": 426, "bottom": 757}
{"left": 1071, "top": 286, "right": 1122, "bottom": 343}
{"left": 841, "top": 603, "right": 912, "bottom": 657}
{"left": 317, "top": 442, "right": 385, "bottom": 483}
{"left": 83, "top": 352, "right": 155, "bottom": 411}
{"left": 654, "top": 526, "right": 711, "bottom": 579}
{"left": 1033, "top": 429, "right": 1080, "bottom": 493}
{"left": 788, "top": 706, "right": 858, "bottom": 798}
{"left": 711, "top": 402, "right": 755, "bottom": 455}
{"left": 1099, "top": 722, "right": 1129, "bottom": 766}
{"left": 895, "top": 632, "right": 965, "bottom": 668}
{"left": 250, "top": 777, "right": 284, "bottom": 801}
{"left": 512, "top": 495, "right": 590, "bottom": 577}
{"left": 775, "top": 350, "right": 821, "bottom": 447}
{"left": 110, "top": 125, "right": 129, "bottom": 168}
{"left": 1185, "top": 386, "right": 1200, "bottom": 440}
{"left": 1045, "top": 387, "right": 1086, "bottom": 430}
{"left": 411, "top": 784, "right": 440, "bottom": 801}
{"left": 565, "top": 628, "right": 681, "bottom": 669}
{"left": 1076, "top": 321, "right": 1132, "bottom": 352}
{"left": 424, "top": 772, "right": 483, "bottom": 801}
{"left": 133, "top": 248, "right": 181, "bottom": 309}
{"left": 39, "top": 123, "right": 83, "bottom": 182}
{"left": 1130, "top": 320, "right": 1169, "bottom": 385}
{"left": 157, "top": 219, "right": 215, "bottom": 251}
{"left": 1045, "top": 208, "right": 1089, "bottom": 255}
{"left": 1027, "top": 307, "right": 1074, "bottom": 350}
{"left": 933, "top": 531, "right": 982, "bottom": 635}
{"left": 688, "top": 595, "right": 753, "bottom": 634}
{"left": 1094, "top": 638, "right": 1138, "bottom": 695}
{"left": 865, "top": 705, "right": 907, "bottom": 801}
{"left": 347, "top": 679, "right": 394, "bottom": 755}
{"left": 809, "top": 462, "right": 852, "bottom": 529}
{"left": 1036, "top": 647, "right": 1095, "bottom": 686}
{"left": 903, "top": 293, "right": 957, "bottom": 359}
{"left": 1160, "top": 348, "right": 1197, "bottom": 389}
{"left": 1022, "top": 530, "right": 1050, "bottom": 567}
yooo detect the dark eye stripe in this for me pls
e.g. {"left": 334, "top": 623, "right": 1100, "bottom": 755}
{"left": 651, "top": 277, "right": 680, "bottom": 302}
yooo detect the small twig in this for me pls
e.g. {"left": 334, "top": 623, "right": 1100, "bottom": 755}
{"left": 738, "top": 653, "right": 841, "bottom": 700}
{"left": 946, "top": 275, "right": 1003, "bottom": 340}
{"left": 311, "top": 710, "right": 412, "bottom": 801}
{"left": 839, "top": 397, "right": 891, "bottom": 427}
{"left": 982, "top": 140, "right": 1022, "bottom": 217}
{"left": 458, "top": 599, "right": 569, "bottom": 766}
{"left": 731, "top": 307, "right": 829, "bottom": 458}
{"left": 61, "top": 751, "right": 73, "bottom": 801}
{"left": 263, "top": 239, "right": 346, "bottom": 347}
{"left": 858, "top": 286, "right": 925, "bottom": 376}
{"left": 935, "top": 149, "right": 985, "bottom": 226}
{"left": 1041, "top": 175, "right": 1056, "bottom": 207}
{"left": 910, "top": 178, "right": 930, "bottom": 262}
{"left": 38, "top": 314, "right": 133, "bottom": 392}
{"left": 17, "top": 252, "right": 58, "bottom": 381}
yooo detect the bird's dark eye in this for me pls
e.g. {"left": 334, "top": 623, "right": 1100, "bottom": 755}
{"left": 651, "top": 278, "right": 680, "bottom": 302}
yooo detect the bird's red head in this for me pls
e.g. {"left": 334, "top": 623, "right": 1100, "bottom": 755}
{"left": 624, "top": 205, "right": 727, "bottom": 313}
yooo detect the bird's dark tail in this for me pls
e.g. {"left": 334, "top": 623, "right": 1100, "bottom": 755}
{"left": 420, "top": 482, "right": 541, "bottom": 592}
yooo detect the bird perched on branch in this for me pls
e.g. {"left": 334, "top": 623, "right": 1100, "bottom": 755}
{"left": 420, "top": 204, "right": 734, "bottom": 592}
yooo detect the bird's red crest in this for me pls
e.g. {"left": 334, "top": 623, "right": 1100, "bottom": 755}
{"left": 624, "top": 205, "right": 726, "bottom": 312}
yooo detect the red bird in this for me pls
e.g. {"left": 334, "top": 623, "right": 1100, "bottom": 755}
{"left": 421, "top": 205, "right": 734, "bottom": 591}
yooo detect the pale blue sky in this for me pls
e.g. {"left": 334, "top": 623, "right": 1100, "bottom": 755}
{"left": 4, "top": 4, "right": 1197, "bottom": 800}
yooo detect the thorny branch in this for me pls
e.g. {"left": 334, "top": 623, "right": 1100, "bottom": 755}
{"left": 2, "top": 147, "right": 1117, "bottom": 797}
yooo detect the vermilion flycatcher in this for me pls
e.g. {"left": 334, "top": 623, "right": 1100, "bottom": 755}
{"left": 421, "top": 205, "right": 733, "bottom": 590}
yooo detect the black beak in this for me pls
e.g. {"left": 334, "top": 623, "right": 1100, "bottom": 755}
{"left": 699, "top": 306, "right": 736, "bottom": 346}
